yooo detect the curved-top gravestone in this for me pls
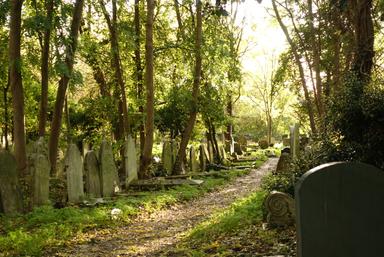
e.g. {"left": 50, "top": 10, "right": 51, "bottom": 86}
{"left": 296, "top": 162, "right": 384, "bottom": 257}
{"left": 0, "top": 151, "right": 23, "bottom": 214}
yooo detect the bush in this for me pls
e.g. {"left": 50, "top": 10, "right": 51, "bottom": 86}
{"left": 258, "top": 140, "right": 269, "bottom": 150}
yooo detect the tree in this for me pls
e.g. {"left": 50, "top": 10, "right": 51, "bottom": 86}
{"left": 9, "top": 0, "right": 27, "bottom": 175}
{"left": 139, "top": 0, "right": 155, "bottom": 178}
{"left": 48, "top": 0, "right": 84, "bottom": 173}
{"left": 172, "top": 0, "right": 202, "bottom": 174}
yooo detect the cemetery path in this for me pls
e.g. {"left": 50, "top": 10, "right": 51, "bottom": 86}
{"left": 50, "top": 158, "right": 278, "bottom": 257}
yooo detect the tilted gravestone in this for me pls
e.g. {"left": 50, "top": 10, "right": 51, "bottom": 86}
{"left": 296, "top": 162, "right": 384, "bottom": 257}
{"left": 274, "top": 152, "right": 291, "bottom": 174}
{"left": 162, "top": 141, "right": 173, "bottom": 175}
{"left": 199, "top": 144, "right": 206, "bottom": 172}
{"left": 99, "top": 140, "right": 119, "bottom": 197}
{"left": 289, "top": 124, "right": 299, "bottom": 158}
{"left": 124, "top": 136, "right": 138, "bottom": 185}
{"left": 189, "top": 146, "right": 199, "bottom": 173}
{"left": 84, "top": 150, "right": 101, "bottom": 198}
{"left": 29, "top": 137, "right": 50, "bottom": 206}
{"left": 64, "top": 144, "right": 84, "bottom": 203}
{"left": 0, "top": 151, "right": 23, "bottom": 213}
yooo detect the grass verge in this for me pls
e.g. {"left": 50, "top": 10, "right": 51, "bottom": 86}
{"left": 0, "top": 161, "right": 265, "bottom": 257}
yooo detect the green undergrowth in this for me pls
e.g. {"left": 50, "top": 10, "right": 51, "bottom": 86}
{"left": 170, "top": 190, "right": 291, "bottom": 257}
{"left": 0, "top": 162, "right": 262, "bottom": 257}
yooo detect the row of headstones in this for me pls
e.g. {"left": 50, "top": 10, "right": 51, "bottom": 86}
{"left": 66, "top": 137, "right": 138, "bottom": 203}
{"left": 0, "top": 137, "right": 139, "bottom": 213}
{"left": 161, "top": 140, "right": 227, "bottom": 174}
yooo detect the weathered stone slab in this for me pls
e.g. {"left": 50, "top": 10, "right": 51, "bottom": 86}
{"left": 199, "top": 145, "right": 207, "bottom": 172}
{"left": 264, "top": 191, "right": 295, "bottom": 227}
{"left": 64, "top": 144, "right": 84, "bottom": 203}
{"left": 296, "top": 162, "right": 384, "bottom": 257}
{"left": 0, "top": 151, "right": 23, "bottom": 213}
{"left": 289, "top": 124, "right": 299, "bottom": 158}
{"left": 189, "top": 146, "right": 199, "bottom": 173}
{"left": 234, "top": 142, "right": 243, "bottom": 155}
{"left": 99, "top": 141, "right": 119, "bottom": 197}
{"left": 275, "top": 153, "right": 291, "bottom": 174}
{"left": 29, "top": 138, "right": 50, "bottom": 206}
{"left": 84, "top": 150, "right": 101, "bottom": 198}
{"left": 124, "top": 136, "right": 138, "bottom": 185}
{"left": 162, "top": 141, "right": 173, "bottom": 175}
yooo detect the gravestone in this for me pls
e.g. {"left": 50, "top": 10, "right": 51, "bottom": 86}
{"left": 207, "top": 141, "right": 214, "bottom": 163}
{"left": 29, "top": 138, "right": 50, "bottom": 206}
{"left": 264, "top": 191, "right": 295, "bottom": 227}
{"left": 189, "top": 146, "right": 199, "bottom": 173}
{"left": 237, "top": 135, "right": 247, "bottom": 148}
{"left": 234, "top": 142, "right": 243, "bottom": 155}
{"left": 162, "top": 141, "right": 173, "bottom": 175}
{"left": 99, "top": 140, "right": 119, "bottom": 197}
{"left": 289, "top": 124, "right": 299, "bottom": 158}
{"left": 124, "top": 136, "right": 138, "bottom": 185}
{"left": 84, "top": 150, "right": 101, "bottom": 198}
{"left": 64, "top": 144, "right": 84, "bottom": 203}
{"left": 296, "top": 162, "right": 384, "bottom": 257}
{"left": 199, "top": 145, "right": 206, "bottom": 171}
{"left": 0, "top": 151, "right": 23, "bottom": 213}
{"left": 274, "top": 153, "right": 291, "bottom": 174}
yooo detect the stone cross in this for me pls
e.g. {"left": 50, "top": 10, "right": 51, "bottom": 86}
{"left": 124, "top": 136, "right": 138, "bottom": 185}
{"left": 296, "top": 162, "right": 384, "bottom": 257}
{"left": 29, "top": 137, "right": 50, "bottom": 206}
{"left": 64, "top": 144, "right": 84, "bottom": 203}
{"left": 99, "top": 140, "right": 119, "bottom": 197}
{"left": 84, "top": 150, "right": 101, "bottom": 198}
{"left": 289, "top": 124, "right": 299, "bottom": 158}
{"left": 0, "top": 151, "right": 23, "bottom": 213}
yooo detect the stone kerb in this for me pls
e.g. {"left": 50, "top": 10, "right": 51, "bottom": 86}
{"left": 295, "top": 162, "right": 384, "bottom": 257}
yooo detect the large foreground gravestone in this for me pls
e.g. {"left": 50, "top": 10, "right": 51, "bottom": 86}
{"left": 296, "top": 162, "right": 384, "bottom": 257}
{"left": 64, "top": 144, "right": 84, "bottom": 203}
{"left": 84, "top": 150, "right": 101, "bottom": 198}
{"left": 29, "top": 138, "right": 50, "bottom": 206}
{"left": 124, "top": 136, "right": 138, "bottom": 185}
{"left": 99, "top": 141, "right": 119, "bottom": 197}
{"left": 0, "top": 151, "right": 23, "bottom": 213}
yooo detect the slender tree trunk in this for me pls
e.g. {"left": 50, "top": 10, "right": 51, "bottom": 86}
{"left": 9, "top": 0, "right": 27, "bottom": 175}
{"left": 272, "top": 0, "right": 317, "bottom": 134}
{"left": 134, "top": 0, "right": 145, "bottom": 155}
{"left": 172, "top": 0, "right": 202, "bottom": 174}
{"left": 99, "top": 0, "right": 130, "bottom": 137}
{"left": 225, "top": 93, "right": 233, "bottom": 141}
{"left": 3, "top": 75, "right": 10, "bottom": 150}
{"left": 48, "top": 0, "right": 84, "bottom": 173}
{"left": 38, "top": 0, "right": 54, "bottom": 137}
{"left": 139, "top": 0, "right": 155, "bottom": 178}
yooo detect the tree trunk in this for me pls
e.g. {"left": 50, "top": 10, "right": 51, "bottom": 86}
{"left": 272, "top": 0, "right": 317, "bottom": 135}
{"left": 172, "top": 0, "right": 202, "bottom": 174}
{"left": 134, "top": 0, "right": 145, "bottom": 155}
{"left": 225, "top": 93, "right": 233, "bottom": 141}
{"left": 48, "top": 0, "right": 84, "bottom": 174}
{"left": 9, "top": 0, "right": 27, "bottom": 175}
{"left": 139, "top": 0, "right": 155, "bottom": 179}
{"left": 99, "top": 0, "right": 130, "bottom": 137}
{"left": 38, "top": 0, "right": 54, "bottom": 137}
{"left": 3, "top": 75, "right": 10, "bottom": 150}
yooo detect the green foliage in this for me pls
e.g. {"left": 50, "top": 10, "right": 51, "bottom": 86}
{"left": 258, "top": 139, "right": 269, "bottom": 149}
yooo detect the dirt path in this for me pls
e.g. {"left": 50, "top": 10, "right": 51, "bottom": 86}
{"left": 50, "top": 158, "right": 278, "bottom": 257}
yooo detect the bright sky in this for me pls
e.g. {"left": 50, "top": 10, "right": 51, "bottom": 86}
{"left": 236, "top": 0, "right": 287, "bottom": 74}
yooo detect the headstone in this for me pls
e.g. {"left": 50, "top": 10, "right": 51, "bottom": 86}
{"left": 29, "top": 138, "right": 50, "bottom": 206}
{"left": 162, "top": 141, "right": 173, "bottom": 175}
{"left": 207, "top": 141, "right": 214, "bottom": 163}
{"left": 274, "top": 153, "right": 291, "bottom": 174}
{"left": 99, "top": 141, "right": 119, "bottom": 197}
{"left": 237, "top": 135, "right": 247, "bottom": 148}
{"left": 289, "top": 124, "right": 299, "bottom": 158}
{"left": 124, "top": 136, "right": 138, "bottom": 185}
{"left": 0, "top": 151, "right": 23, "bottom": 213}
{"left": 84, "top": 150, "right": 101, "bottom": 198}
{"left": 264, "top": 191, "right": 295, "bottom": 227}
{"left": 199, "top": 145, "right": 206, "bottom": 171}
{"left": 234, "top": 142, "right": 243, "bottom": 155}
{"left": 296, "top": 162, "right": 384, "bottom": 257}
{"left": 64, "top": 144, "right": 84, "bottom": 203}
{"left": 189, "top": 146, "right": 199, "bottom": 173}
{"left": 225, "top": 139, "right": 235, "bottom": 155}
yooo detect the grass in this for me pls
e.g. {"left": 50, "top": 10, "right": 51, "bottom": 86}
{"left": 170, "top": 190, "right": 293, "bottom": 257}
{"left": 0, "top": 164, "right": 261, "bottom": 257}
